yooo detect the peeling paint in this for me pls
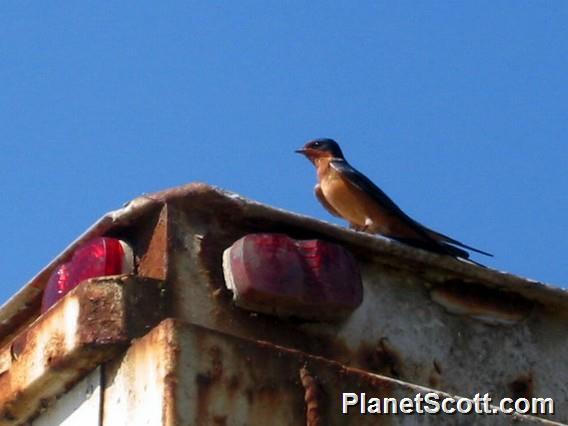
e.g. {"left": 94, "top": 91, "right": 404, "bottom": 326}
{"left": 1, "top": 183, "right": 567, "bottom": 424}
{"left": 300, "top": 365, "right": 324, "bottom": 426}
{"left": 0, "top": 276, "right": 165, "bottom": 425}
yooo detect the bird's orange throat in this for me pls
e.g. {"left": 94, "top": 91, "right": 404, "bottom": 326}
{"left": 301, "top": 149, "right": 333, "bottom": 164}
{"left": 313, "top": 156, "right": 334, "bottom": 179}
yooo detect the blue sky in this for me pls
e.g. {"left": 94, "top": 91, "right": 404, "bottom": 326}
{"left": 1, "top": 2, "right": 567, "bottom": 305}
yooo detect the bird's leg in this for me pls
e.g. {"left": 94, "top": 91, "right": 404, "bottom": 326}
{"left": 349, "top": 218, "right": 375, "bottom": 233}
{"left": 361, "top": 218, "right": 374, "bottom": 233}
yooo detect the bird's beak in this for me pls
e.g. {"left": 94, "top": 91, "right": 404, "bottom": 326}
{"left": 295, "top": 148, "right": 307, "bottom": 154}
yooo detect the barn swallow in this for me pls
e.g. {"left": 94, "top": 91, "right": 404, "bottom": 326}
{"left": 295, "top": 138, "right": 492, "bottom": 260}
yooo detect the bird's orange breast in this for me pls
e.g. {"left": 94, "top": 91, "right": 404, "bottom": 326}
{"left": 319, "top": 167, "right": 423, "bottom": 239}
{"left": 320, "top": 174, "right": 371, "bottom": 228}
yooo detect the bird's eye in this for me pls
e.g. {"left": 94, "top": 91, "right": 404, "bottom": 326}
{"left": 312, "top": 141, "right": 321, "bottom": 148}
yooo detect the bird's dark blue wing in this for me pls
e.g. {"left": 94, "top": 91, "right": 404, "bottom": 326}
{"left": 330, "top": 159, "right": 492, "bottom": 258}
{"left": 329, "top": 159, "right": 424, "bottom": 229}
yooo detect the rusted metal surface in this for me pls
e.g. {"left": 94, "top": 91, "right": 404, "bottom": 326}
{"left": 0, "top": 196, "right": 164, "bottom": 347}
{"left": 430, "top": 279, "right": 534, "bottom": 325}
{"left": 103, "top": 318, "right": 178, "bottom": 426}
{"left": 162, "top": 189, "right": 568, "bottom": 422}
{"left": 299, "top": 365, "right": 325, "bottom": 426}
{"left": 32, "top": 367, "right": 101, "bottom": 426}
{"left": 134, "top": 205, "right": 170, "bottom": 281}
{"left": 2, "top": 183, "right": 568, "bottom": 423}
{"left": 117, "top": 319, "right": 556, "bottom": 425}
{"left": 0, "top": 292, "right": 41, "bottom": 358}
{"left": 2, "top": 183, "right": 567, "bottom": 346}
{"left": 0, "top": 276, "right": 165, "bottom": 425}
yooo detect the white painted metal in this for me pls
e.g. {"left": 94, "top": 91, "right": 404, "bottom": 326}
{"left": 33, "top": 367, "right": 101, "bottom": 426}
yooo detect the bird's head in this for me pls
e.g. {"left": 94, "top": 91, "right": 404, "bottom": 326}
{"left": 295, "top": 138, "right": 345, "bottom": 163}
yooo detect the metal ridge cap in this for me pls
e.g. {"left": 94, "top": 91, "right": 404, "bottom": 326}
{"left": 145, "top": 182, "right": 568, "bottom": 310}
{"left": 2, "top": 182, "right": 566, "bottom": 338}
{"left": 195, "top": 184, "right": 568, "bottom": 309}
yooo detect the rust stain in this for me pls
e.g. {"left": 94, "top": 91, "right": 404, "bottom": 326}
{"left": 44, "top": 332, "right": 66, "bottom": 370}
{"left": 226, "top": 374, "right": 240, "bottom": 396}
{"left": 194, "top": 343, "right": 226, "bottom": 425}
{"left": 192, "top": 320, "right": 218, "bottom": 426}
{"left": 76, "top": 283, "right": 127, "bottom": 345}
{"left": 212, "top": 415, "right": 227, "bottom": 426}
{"left": 245, "top": 387, "right": 254, "bottom": 404}
{"left": 300, "top": 365, "right": 325, "bottom": 426}
{"left": 0, "top": 276, "right": 165, "bottom": 425}
{"left": 10, "top": 331, "right": 28, "bottom": 362}
{"left": 429, "top": 360, "right": 443, "bottom": 389}
{"left": 366, "top": 375, "right": 390, "bottom": 391}
{"left": 357, "top": 338, "right": 402, "bottom": 379}
{"left": 431, "top": 280, "right": 534, "bottom": 323}
{"left": 195, "top": 372, "right": 213, "bottom": 424}
{"left": 509, "top": 373, "right": 534, "bottom": 400}
{"left": 208, "top": 345, "right": 224, "bottom": 381}
{"left": 0, "top": 296, "right": 41, "bottom": 350}
{"left": 1, "top": 409, "right": 16, "bottom": 421}
{"left": 179, "top": 321, "right": 402, "bottom": 425}
{"left": 136, "top": 205, "right": 169, "bottom": 280}
{"left": 123, "top": 277, "right": 169, "bottom": 337}
{"left": 73, "top": 276, "right": 166, "bottom": 345}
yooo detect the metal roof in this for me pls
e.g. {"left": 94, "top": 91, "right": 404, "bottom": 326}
{"left": 1, "top": 182, "right": 566, "bottom": 345}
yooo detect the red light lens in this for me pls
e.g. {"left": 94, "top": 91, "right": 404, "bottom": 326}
{"left": 40, "top": 262, "right": 71, "bottom": 313}
{"left": 68, "top": 237, "right": 126, "bottom": 286}
{"left": 41, "top": 237, "right": 134, "bottom": 313}
{"left": 223, "top": 234, "right": 363, "bottom": 320}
